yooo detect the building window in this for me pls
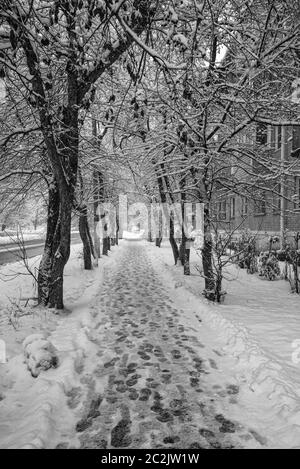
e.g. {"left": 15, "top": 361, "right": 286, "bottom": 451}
{"left": 294, "top": 177, "right": 300, "bottom": 210}
{"left": 256, "top": 123, "right": 268, "bottom": 145}
{"left": 218, "top": 201, "right": 227, "bottom": 220}
{"left": 241, "top": 197, "right": 248, "bottom": 217}
{"left": 254, "top": 191, "right": 266, "bottom": 215}
{"left": 273, "top": 183, "right": 281, "bottom": 212}
{"left": 291, "top": 126, "right": 300, "bottom": 158}
{"left": 275, "top": 125, "right": 282, "bottom": 150}
{"left": 230, "top": 197, "right": 235, "bottom": 219}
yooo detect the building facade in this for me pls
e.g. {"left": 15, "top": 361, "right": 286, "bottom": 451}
{"left": 215, "top": 124, "right": 300, "bottom": 249}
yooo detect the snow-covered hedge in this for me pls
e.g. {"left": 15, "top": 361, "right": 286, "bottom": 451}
{"left": 23, "top": 334, "right": 59, "bottom": 378}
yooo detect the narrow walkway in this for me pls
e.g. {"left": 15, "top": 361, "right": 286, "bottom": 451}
{"left": 66, "top": 242, "right": 261, "bottom": 449}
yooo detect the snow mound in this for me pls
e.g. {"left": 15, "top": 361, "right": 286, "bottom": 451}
{"left": 23, "top": 334, "right": 59, "bottom": 378}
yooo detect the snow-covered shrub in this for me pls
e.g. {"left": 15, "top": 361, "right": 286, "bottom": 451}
{"left": 258, "top": 251, "right": 280, "bottom": 281}
{"left": 234, "top": 231, "right": 258, "bottom": 274}
{"left": 273, "top": 233, "right": 300, "bottom": 293}
{"left": 285, "top": 245, "right": 300, "bottom": 293}
{"left": 23, "top": 334, "right": 58, "bottom": 378}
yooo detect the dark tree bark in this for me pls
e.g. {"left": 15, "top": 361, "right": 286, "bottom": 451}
{"left": 148, "top": 203, "right": 153, "bottom": 242}
{"left": 102, "top": 222, "right": 109, "bottom": 256}
{"left": 93, "top": 183, "right": 101, "bottom": 260}
{"left": 154, "top": 162, "right": 180, "bottom": 263}
{"left": 155, "top": 208, "right": 163, "bottom": 248}
{"left": 79, "top": 205, "right": 94, "bottom": 270}
{"left": 184, "top": 247, "right": 191, "bottom": 275}
{"left": 202, "top": 204, "right": 215, "bottom": 300}
{"left": 92, "top": 120, "right": 105, "bottom": 262}
{"left": 169, "top": 210, "right": 179, "bottom": 265}
{"left": 93, "top": 169, "right": 101, "bottom": 262}
{"left": 48, "top": 187, "right": 73, "bottom": 309}
{"left": 38, "top": 179, "right": 60, "bottom": 306}
{"left": 179, "top": 179, "right": 190, "bottom": 275}
{"left": 78, "top": 168, "right": 95, "bottom": 270}
{"left": 115, "top": 213, "right": 119, "bottom": 246}
{"left": 162, "top": 168, "right": 179, "bottom": 264}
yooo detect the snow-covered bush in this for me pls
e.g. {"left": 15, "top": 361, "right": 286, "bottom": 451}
{"left": 258, "top": 251, "right": 280, "bottom": 281}
{"left": 23, "top": 334, "right": 59, "bottom": 378}
{"left": 235, "top": 231, "right": 258, "bottom": 274}
{"left": 272, "top": 233, "right": 300, "bottom": 293}
{"left": 284, "top": 238, "right": 300, "bottom": 293}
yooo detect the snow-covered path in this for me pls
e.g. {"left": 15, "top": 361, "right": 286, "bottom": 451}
{"left": 62, "top": 242, "right": 265, "bottom": 450}
{"left": 2, "top": 240, "right": 291, "bottom": 449}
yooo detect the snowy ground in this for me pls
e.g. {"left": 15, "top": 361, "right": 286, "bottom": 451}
{"left": 0, "top": 244, "right": 104, "bottom": 448}
{"left": 147, "top": 241, "right": 300, "bottom": 447}
{"left": 0, "top": 240, "right": 300, "bottom": 448}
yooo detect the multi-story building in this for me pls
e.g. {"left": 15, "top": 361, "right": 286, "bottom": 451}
{"left": 215, "top": 124, "right": 300, "bottom": 249}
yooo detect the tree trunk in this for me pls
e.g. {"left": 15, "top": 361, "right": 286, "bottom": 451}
{"left": 293, "top": 233, "right": 300, "bottom": 294}
{"left": 202, "top": 204, "right": 216, "bottom": 300}
{"left": 92, "top": 117, "right": 101, "bottom": 262}
{"left": 93, "top": 171, "right": 101, "bottom": 261}
{"left": 155, "top": 206, "right": 163, "bottom": 247}
{"left": 179, "top": 236, "right": 185, "bottom": 266}
{"left": 148, "top": 204, "right": 153, "bottom": 242}
{"left": 38, "top": 180, "right": 60, "bottom": 306}
{"left": 156, "top": 237, "right": 163, "bottom": 247}
{"left": 48, "top": 189, "right": 73, "bottom": 309}
{"left": 179, "top": 180, "right": 190, "bottom": 275}
{"left": 78, "top": 166, "right": 95, "bottom": 270}
{"left": 79, "top": 205, "right": 93, "bottom": 270}
{"left": 45, "top": 96, "right": 79, "bottom": 309}
{"left": 156, "top": 200, "right": 163, "bottom": 247}
{"left": 215, "top": 273, "right": 222, "bottom": 303}
{"left": 161, "top": 170, "right": 179, "bottom": 265}
{"left": 102, "top": 220, "right": 109, "bottom": 256}
{"left": 115, "top": 214, "right": 119, "bottom": 246}
{"left": 169, "top": 210, "right": 179, "bottom": 264}
{"left": 184, "top": 248, "right": 190, "bottom": 275}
